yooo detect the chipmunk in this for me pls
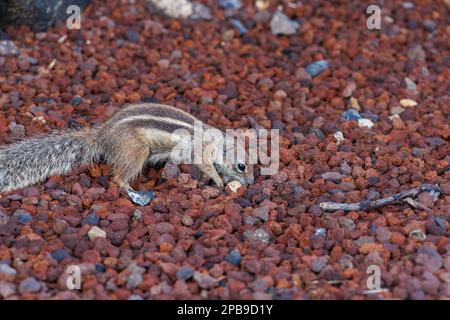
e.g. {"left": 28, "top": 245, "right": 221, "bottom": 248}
{"left": 0, "top": 103, "right": 254, "bottom": 205}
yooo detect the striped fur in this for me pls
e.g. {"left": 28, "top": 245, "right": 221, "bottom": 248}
{"left": 0, "top": 103, "right": 254, "bottom": 193}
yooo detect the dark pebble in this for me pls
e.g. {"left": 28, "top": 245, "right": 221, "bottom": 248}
{"left": 305, "top": 60, "right": 329, "bottom": 77}
{"left": 81, "top": 213, "right": 99, "bottom": 226}
{"left": 224, "top": 249, "right": 241, "bottom": 266}
{"left": 176, "top": 267, "right": 195, "bottom": 280}
{"left": 51, "top": 249, "right": 71, "bottom": 262}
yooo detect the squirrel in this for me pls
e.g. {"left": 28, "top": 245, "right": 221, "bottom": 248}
{"left": 0, "top": 103, "right": 254, "bottom": 205}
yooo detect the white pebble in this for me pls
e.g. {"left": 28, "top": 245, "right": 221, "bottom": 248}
{"left": 227, "top": 181, "right": 242, "bottom": 193}
{"left": 88, "top": 226, "right": 107, "bottom": 241}
{"left": 333, "top": 131, "right": 345, "bottom": 144}
{"left": 400, "top": 98, "right": 417, "bottom": 108}
{"left": 358, "top": 118, "right": 374, "bottom": 129}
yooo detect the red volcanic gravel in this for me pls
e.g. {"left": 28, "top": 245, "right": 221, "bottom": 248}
{"left": 0, "top": 0, "right": 449, "bottom": 300}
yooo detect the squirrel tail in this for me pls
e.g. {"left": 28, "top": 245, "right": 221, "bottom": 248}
{"left": 0, "top": 129, "right": 100, "bottom": 193}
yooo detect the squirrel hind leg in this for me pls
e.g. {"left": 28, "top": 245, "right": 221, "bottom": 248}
{"left": 109, "top": 142, "right": 155, "bottom": 206}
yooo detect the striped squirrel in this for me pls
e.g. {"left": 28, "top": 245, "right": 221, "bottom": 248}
{"left": 0, "top": 103, "right": 254, "bottom": 205}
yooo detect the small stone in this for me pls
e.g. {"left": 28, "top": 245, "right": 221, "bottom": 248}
{"left": 126, "top": 272, "right": 143, "bottom": 289}
{"left": 0, "top": 263, "right": 17, "bottom": 278}
{"left": 81, "top": 213, "right": 99, "bottom": 226}
{"left": 341, "top": 109, "right": 362, "bottom": 121}
{"left": 19, "top": 277, "right": 41, "bottom": 294}
{"left": 157, "top": 59, "right": 170, "bottom": 69}
{"left": 228, "top": 19, "right": 248, "bottom": 35}
{"left": 128, "top": 294, "right": 143, "bottom": 300}
{"left": 270, "top": 11, "right": 299, "bottom": 36}
{"left": 349, "top": 97, "right": 361, "bottom": 111}
{"left": 354, "top": 236, "right": 375, "bottom": 247}
{"left": 343, "top": 82, "right": 356, "bottom": 97}
{"left": 193, "top": 272, "right": 218, "bottom": 289}
{"left": 308, "top": 128, "right": 325, "bottom": 140}
{"left": 253, "top": 207, "right": 270, "bottom": 222}
{"left": 218, "top": 0, "right": 242, "bottom": 10}
{"left": 295, "top": 68, "right": 312, "bottom": 81}
{"left": 227, "top": 181, "right": 242, "bottom": 193}
{"left": 133, "top": 210, "right": 142, "bottom": 220}
{"left": 176, "top": 267, "right": 195, "bottom": 280}
{"left": 70, "top": 96, "right": 83, "bottom": 106}
{"left": 243, "top": 228, "right": 270, "bottom": 244}
{"left": 400, "top": 99, "right": 417, "bottom": 109}
{"left": 181, "top": 215, "right": 193, "bottom": 226}
{"left": 390, "top": 106, "right": 405, "bottom": 115}
{"left": 224, "top": 249, "right": 241, "bottom": 266}
{"left": 162, "top": 161, "right": 180, "bottom": 180}
{"left": 51, "top": 249, "right": 71, "bottom": 262}
{"left": 407, "top": 44, "right": 426, "bottom": 61}
{"left": 417, "top": 192, "right": 436, "bottom": 208}
{"left": 423, "top": 20, "right": 437, "bottom": 32}
{"left": 0, "top": 37, "right": 19, "bottom": 56}
{"left": 15, "top": 209, "right": 32, "bottom": 224}
{"left": 124, "top": 30, "right": 140, "bottom": 43}
{"left": 255, "top": 0, "right": 269, "bottom": 10}
{"left": 321, "top": 171, "right": 345, "bottom": 183}
{"left": 191, "top": 3, "right": 212, "bottom": 20}
{"left": 88, "top": 226, "right": 107, "bottom": 241}
{"left": 333, "top": 131, "right": 345, "bottom": 145}
{"left": 0, "top": 281, "right": 16, "bottom": 298}
{"left": 311, "top": 256, "right": 329, "bottom": 273}
{"left": 409, "top": 229, "right": 427, "bottom": 241}
{"left": 425, "top": 137, "right": 446, "bottom": 147}
{"left": 338, "top": 217, "right": 356, "bottom": 231}
{"left": 305, "top": 60, "right": 329, "bottom": 77}
{"left": 315, "top": 228, "right": 327, "bottom": 237}
{"left": 146, "top": 0, "right": 194, "bottom": 18}
{"left": 358, "top": 118, "right": 374, "bottom": 129}
{"left": 404, "top": 77, "right": 418, "bottom": 93}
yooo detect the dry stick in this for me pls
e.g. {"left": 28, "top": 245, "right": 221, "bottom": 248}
{"left": 319, "top": 184, "right": 442, "bottom": 212}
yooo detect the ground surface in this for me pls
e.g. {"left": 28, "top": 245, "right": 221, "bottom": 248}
{"left": 0, "top": 0, "right": 449, "bottom": 300}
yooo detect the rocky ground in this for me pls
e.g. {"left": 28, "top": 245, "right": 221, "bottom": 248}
{"left": 0, "top": 0, "right": 449, "bottom": 300}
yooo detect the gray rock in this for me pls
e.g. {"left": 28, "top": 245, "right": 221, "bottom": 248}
{"left": 125, "top": 263, "right": 145, "bottom": 289}
{"left": 338, "top": 217, "right": 356, "bottom": 231}
{"left": 0, "top": 263, "right": 17, "bottom": 278}
{"left": 0, "top": 281, "right": 16, "bottom": 298}
{"left": 19, "top": 277, "right": 42, "bottom": 294}
{"left": 193, "top": 272, "right": 218, "bottom": 289}
{"left": 321, "top": 171, "right": 345, "bottom": 183}
{"left": 407, "top": 44, "right": 426, "bottom": 61}
{"left": 253, "top": 207, "right": 270, "bottom": 222}
{"left": 229, "top": 19, "right": 248, "bottom": 34}
{"left": 0, "top": 31, "right": 19, "bottom": 56}
{"left": 243, "top": 228, "right": 270, "bottom": 244}
{"left": 311, "top": 256, "right": 329, "bottom": 273}
{"left": 126, "top": 272, "right": 143, "bottom": 289}
{"left": 224, "top": 249, "right": 241, "bottom": 266}
{"left": 218, "top": 0, "right": 242, "bottom": 10}
{"left": 176, "top": 267, "right": 195, "bottom": 280}
{"left": 405, "top": 77, "right": 418, "bottom": 93}
{"left": 191, "top": 3, "right": 212, "bottom": 20}
{"left": 354, "top": 236, "right": 374, "bottom": 247}
{"left": 270, "top": 11, "right": 299, "bottom": 36}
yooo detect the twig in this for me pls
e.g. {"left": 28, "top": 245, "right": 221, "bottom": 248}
{"left": 319, "top": 184, "right": 442, "bottom": 212}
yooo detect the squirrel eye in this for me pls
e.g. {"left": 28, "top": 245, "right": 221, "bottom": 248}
{"left": 237, "top": 163, "right": 246, "bottom": 173}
